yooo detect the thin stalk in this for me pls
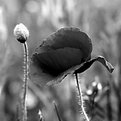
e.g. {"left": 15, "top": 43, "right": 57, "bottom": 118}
{"left": 21, "top": 42, "right": 29, "bottom": 121}
{"left": 53, "top": 101, "right": 62, "bottom": 121}
{"left": 16, "top": 103, "right": 20, "bottom": 121}
{"left": 112, "top": 78, "right": 121, "bottom": 121}
{"left": 75, "top": 73, "right": 89, "bottom": 121}
{"left": 106, "top": 76, "right": 112, "bottom": 121}
{"left": 117, "top": 29, "right": 121, "bottom": 121}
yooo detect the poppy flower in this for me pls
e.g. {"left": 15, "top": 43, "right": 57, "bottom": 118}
{"left": 30, "top": 27, "right": 114, "bottom": 86}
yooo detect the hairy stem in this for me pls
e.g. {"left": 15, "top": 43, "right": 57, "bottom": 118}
{"left": 21, "top": 42, "right": 29, "bottom": 121}
{"left": 75, "top": 73, "right": 89, "bottom": 121}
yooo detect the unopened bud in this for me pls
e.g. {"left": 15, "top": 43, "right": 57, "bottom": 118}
{"left": 14, "top": 23, "right": 29, "bottom": 43}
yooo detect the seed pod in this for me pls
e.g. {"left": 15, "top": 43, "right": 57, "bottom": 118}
{"left": 14, "top": 23, "right": 29, "bottom": 43}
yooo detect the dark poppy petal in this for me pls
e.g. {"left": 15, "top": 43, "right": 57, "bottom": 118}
{"left": 47, "top": 56, "right": 114, "bottom": 86}
{"left": 32, "top": 47, "right": 83, "bottom": 75}
{"left": 30, "top": 47, "right": 83, "bottom": 86}
{"left": 95, "top": 56, "right": 114, "bottom": 73}
{"left": 75, "top": 56, "right": 114, "bottom": 74}
{"left": 37, "top": 27, "right": 92, "bottom": 61}
{"left": 30, "top": 27, "right": 93, "bottom": 86}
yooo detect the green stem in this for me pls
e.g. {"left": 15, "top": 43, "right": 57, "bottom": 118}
{"left": 75, "top": 73, "right": 89, "bottom": 121}
{"left": 21, "top": 42, "right": 29, "bottom": 121}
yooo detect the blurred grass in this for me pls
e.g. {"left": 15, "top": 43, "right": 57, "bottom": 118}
{"left": 0, "top": 0, "right": 121, "bottom": 121}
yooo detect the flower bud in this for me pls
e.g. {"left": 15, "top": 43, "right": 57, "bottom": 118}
{"left": 14, "top": 23, "right": 29, "bottom": 43}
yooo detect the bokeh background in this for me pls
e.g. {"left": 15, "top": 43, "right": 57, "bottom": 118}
{"left": 0, "top": 0, "right": 121, "bottom": 121}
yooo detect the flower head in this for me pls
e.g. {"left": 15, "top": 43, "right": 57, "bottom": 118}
{"left": 30, "top": 27, "right": 114, "bottom": 87}
{"left": 14, "top": 23, "right": 29, "bottom": 43}
{"left": 30, "top": 27, "right": 92, "bottom": 86}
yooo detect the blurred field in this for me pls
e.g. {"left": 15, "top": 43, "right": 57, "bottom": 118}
{"left": 0, "top": 0, "right": 121, "bottom": 121}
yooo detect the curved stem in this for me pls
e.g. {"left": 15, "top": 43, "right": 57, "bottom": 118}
{"left": 21, "top": 42, "right": 29, "bottom": 121}
{"left": 75, "top": 73, "right": 89, "bottom": 121}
